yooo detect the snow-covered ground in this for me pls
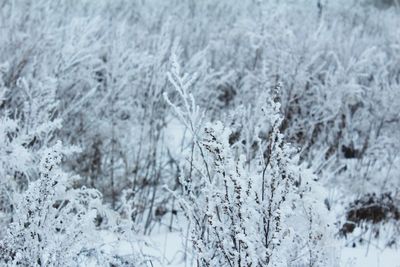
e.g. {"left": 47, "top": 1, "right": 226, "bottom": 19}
{"left": 98, "top": 227, "right": 400, "bottom": 267}
{"left": 340, "top": 246, "right": 400, "bottom": 267}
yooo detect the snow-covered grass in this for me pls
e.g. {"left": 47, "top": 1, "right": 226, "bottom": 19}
{"left": 1, "top": 0, "right": 400, "bottom": 265}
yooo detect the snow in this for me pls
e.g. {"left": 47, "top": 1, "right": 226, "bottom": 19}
{"left": 341, "top": 247, "right": 400, "bottom": 267}
{"left": 99, "top": 227, "right": 400, "bottom": 267}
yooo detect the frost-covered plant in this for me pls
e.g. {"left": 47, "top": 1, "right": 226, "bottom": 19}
{"left": 0, "top": 79, "right": 63, "bottom": 237}
{"left": 0, "top": 142, "right": 145, "bottom": 266}
{"left": 0, "top": 76, "right": 146, "bottom": 265}
{"left": 165, "top": 56, "right": 338, "bottom": 266}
